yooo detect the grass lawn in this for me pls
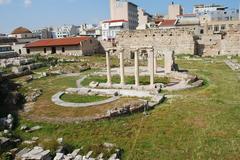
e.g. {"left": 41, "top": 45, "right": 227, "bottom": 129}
{"left": 16, "top": 74, "right": 142, "bottom": 120}
{"left": 5, "top": 56, "right": 240, "bottom": 159}
{"left": 60, "top": 94, "right": 110, "bottom": 103}
{"left": 81, "top": 75, "right": 170, "bottom": 86}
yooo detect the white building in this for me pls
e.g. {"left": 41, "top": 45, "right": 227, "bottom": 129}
{"left": 101, "top": 19, "right": 128, "bottom": 41}
{"left": 32, "top": 28, "right": 53, "bottom": 39}
{"left": 78, "top": 24, "right": 102, "bottom": 38}
{"left": 52, "top": 25, "right": 78, "bottom": 38}
{"left": 193, "top": 4, "right": 239, "bottom": 23}
{"left": 110, "top": 0, "right": 138, "bottom": 30}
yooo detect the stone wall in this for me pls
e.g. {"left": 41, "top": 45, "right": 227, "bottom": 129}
{"left": 115, "top": 28, "right": 240, "bottom": 57}
{"left": 116, "top": 29, "right": 196, "bottom": 58}
{"left": 221, "top": 30, "right": 240, "bottom": 56}
{"left": 197, "top": 34, "right": 222, "bottom": 56}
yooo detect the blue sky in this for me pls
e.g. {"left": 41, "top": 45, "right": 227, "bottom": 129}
{"left": 0, "top": 0, "right": 239, "bottom": 33}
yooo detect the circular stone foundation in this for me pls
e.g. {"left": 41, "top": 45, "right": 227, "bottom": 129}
{"left": 52, "top": 91, "right": 120, "bottom": 108}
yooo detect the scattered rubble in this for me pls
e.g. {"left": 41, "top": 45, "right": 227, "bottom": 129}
{"left": 89, "top": 81, "right": 100, "bottom": 88}
{"left": 0, "top": 114, "right": 14, "bottom": 130}
{"left": 225, "top": 60, "right": 240, "bottom": 71}
{"left": 12, "top": 62, "right": 44, "bottom": 74}
{"left": 20, "top": 125, "right": 42, "bottom": 133}
{"left": 0, "top": 57, "right": 34, "bottom": 68}
{"left": 25, "top": 88, "right": 42, "bottom": 102}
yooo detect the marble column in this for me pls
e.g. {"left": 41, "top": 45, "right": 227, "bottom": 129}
{"left": 164, "top": 51, "right": 174, "bottom": 74}
{"left": 119, "top": 49, "right": 125, "bottom": 85}
{"left": 154, "top": 53, "right": 157, "bottom": 74}
{"left": 134, "top": 50, "right": 140, "bottom": 86}
{"left": 106, "top": 50, "right": 112, "bottom": 85}
{"left": 204, "top": 22, "right": 208, "bottom": 35}
{"left": 148, "top": 53, "right": 151, "bottom": 72}
{"left": 148, "top": 49, "right": 155, "bottom": 86}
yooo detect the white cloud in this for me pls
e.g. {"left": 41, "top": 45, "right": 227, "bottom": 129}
{"left": 0, "top": 0, "right": 11, "bottom": 5}
{"left": 24, "top": 0, "right": 32, "bottom": 7}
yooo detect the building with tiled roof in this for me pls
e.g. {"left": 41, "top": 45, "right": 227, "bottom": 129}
{"left": 9, "top": 26, "right": 36, "bottom": 39}
{"left": 24, "top": 36, "right": 102, "bottom": 56}
{"left": 157, "top": 19, "right": 177, "bottom": 28}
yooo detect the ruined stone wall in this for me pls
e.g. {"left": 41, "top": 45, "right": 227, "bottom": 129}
{"left": 221, "top": 30, "right": 240, "bottom": 56}
{"left": 115, "top": 28, "right": 240, "bottom": 57}
{"left": 116, "top": 29, "right": 196, "bottom": 58}
{"left": 197, "top": 34, "right": 222, "bottom": 56}
{"left": 197, "top": 31, "right": 240, "bottom": 56}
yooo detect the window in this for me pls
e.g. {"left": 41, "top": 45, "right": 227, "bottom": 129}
{"left": 62, "top": 47, "right": 65, "bottom": 53}
{"left": 90, "top": 39, "right": 92, "bottom": 44}
{"left": 27, "top": 49, "right": 30, "bottom": 54}
{"left": 221, "top": 25, "right": 226, "bottom": 30}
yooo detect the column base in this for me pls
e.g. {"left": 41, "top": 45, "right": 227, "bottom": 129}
{"left": 106, "top": 82, "right": 112, "bottom": 87}
{"left": 120, "top": 82, "right": 126, "bottom": 86}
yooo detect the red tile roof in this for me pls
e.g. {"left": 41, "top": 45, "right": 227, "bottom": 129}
{"left": 103, "top": 19, "right": 128, "bottom": 23}
{"left": 11, "top": 27, "right": 32, "bottom": 34}
{"left": 25, "top": 36, "right": 91, "bottom": 48}
{"left": 158, "top": 19, "right": 176, "bottom": 27}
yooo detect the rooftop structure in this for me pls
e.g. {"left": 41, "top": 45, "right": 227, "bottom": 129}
{"left": 101, "top": 19, "right": 129, "bottom": 41}
{"left": 193, "top": 4, "right": 239, "bottom": 23}
{"left": 11, "top": 27, "right": 32, "bottom": 35}
{"left": 9, "top": 27, "right": 35, "bottom": 39}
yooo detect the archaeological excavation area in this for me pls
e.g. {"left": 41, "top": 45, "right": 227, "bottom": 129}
{"left": 0, "top": 29, "right": 239, "bottom": 160}
{"left": 1, "top": 47, "right": 240, "bottom": 159}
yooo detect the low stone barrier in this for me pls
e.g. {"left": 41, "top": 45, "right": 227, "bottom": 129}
{"left": 52, "top": 91, "right": 120, "bottom": 108}
{"left": 225, "top": 60, "right": 240, "bottom": 71}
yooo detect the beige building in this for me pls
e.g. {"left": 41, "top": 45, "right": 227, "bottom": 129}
{"left": 137, "top": 8, "right": 152, "bottom": 29}
{"left": 24, "top": 36, "right": 102, "bottom": 56}
{"left": 8, "top": 27, "right": 35, "bottom": 39}
{"left": 110, "top": 0, "right": 138, "bottom": 30}
{"left": 168, "top": 2, "right": 183, "bottom": 19}
{"left": 202, "top": 20, "right": 240, "bottom": 33}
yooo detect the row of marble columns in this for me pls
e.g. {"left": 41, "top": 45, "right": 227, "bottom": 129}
{"left": 106, "top": 48, "right": 156, "bottom": 87}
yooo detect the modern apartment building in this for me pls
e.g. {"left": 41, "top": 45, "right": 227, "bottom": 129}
{"left": 194, "top": 4, "right": 239, "bottom": 23}
{"left": 110, "top": 0, "right": 138, "bottom": 30}
{"left": 32, "top": 28, "right": 53, "bottom": 39}
{"left": 52, "top": 25, "right": 79, "bottom": 38}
